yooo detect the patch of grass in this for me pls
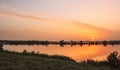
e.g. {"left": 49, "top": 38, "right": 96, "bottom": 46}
{"left": 0, "top": 51, "right": 119, "bottom": 70}
{"left": 2, "top": 49, "right": 75, "bottom": 62}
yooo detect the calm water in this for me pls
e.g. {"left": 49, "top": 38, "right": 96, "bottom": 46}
{"left": 3, "top": 45, "right": 120, "bottom": 62}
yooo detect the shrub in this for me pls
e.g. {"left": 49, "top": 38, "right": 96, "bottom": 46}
{"left": 0, "top": 43, "right": 3, "bottom": 51}
{"left": 22, "top": 50, "right": 28, "bottom": 55}
{"left": 107, "top": 51, "right": 120, "bottom": 68}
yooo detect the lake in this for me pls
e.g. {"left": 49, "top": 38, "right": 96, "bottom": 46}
{"left": 3, "top": 44, "right": 120, "bottom": 62}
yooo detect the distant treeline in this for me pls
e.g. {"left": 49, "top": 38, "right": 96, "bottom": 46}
{"left": 0, "top": 40, "right": 120, "bottom": 47}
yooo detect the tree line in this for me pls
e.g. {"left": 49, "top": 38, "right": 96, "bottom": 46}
{"left": 0, "top": 40, "right": 120, "bottom": 47}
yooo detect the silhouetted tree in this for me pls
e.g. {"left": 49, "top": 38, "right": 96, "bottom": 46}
{"left": 0, "top": 43, "right": 3, "bottom": 51}
{"left": 107, "top": 51, "right": 120, "bottom": 68}
{"left": 102, "top": 40, "right": 107, "bottom": 46}
{"left": 60, "top": 40, "right": 64, "bottom": 47}
{"left": 79, "top": 41, "right": 83, "bottom": 46}
{"left": 31, "top": 51, "right": 35, "bottom": 55}
{"left": 22, "top": 50, "right": 28, "bottom": 55}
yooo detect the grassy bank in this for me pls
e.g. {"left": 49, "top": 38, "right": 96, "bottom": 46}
{"left": 0, "top": 50, "right": 119, "bottom": 70}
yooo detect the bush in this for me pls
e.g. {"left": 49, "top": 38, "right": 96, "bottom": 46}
{"left": 107, "top": 51, "right": 120, "bottom": 68}
{"left": 0, "top": 43, "right": 3, "bottom": 51}
{"left": 0, "top": 47, "right": 3, "bottom": 51}
{"left": 22, "top": 50, "right": 28, "bottom": 55}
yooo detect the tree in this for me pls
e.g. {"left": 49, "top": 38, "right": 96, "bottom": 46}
{"left": 59, "top": 40, "right": 64, "bottom": 47}
{"left": 22, "top": 50, "right": 28, "bottom": 55}
{"left": 31, "top": 51, "right": 35, "bottom": 55}
{"left": 0, "top": 43, "right": 3, "bottom": 51}
{"left": 107, "top": 51, "right": 120, "bottom": 68}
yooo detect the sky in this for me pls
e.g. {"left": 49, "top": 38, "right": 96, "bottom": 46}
{"left": 0, "top": 0, "right": 120, "bottom": 40}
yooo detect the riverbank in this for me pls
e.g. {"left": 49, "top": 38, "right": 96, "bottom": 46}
{"left": 0, "top": 50, "right": 119, "bottom": 70}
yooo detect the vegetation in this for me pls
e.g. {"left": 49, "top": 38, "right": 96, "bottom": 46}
{"left": 81, "top": 51, "right": 120, "bottom": 69}
{"left": 0, "top": 40, "right": 120, "bottom": 47}
{"left": 21, "top": 50, "right": 75, "bottom": 62}
{"left": 107, "top": 51, "right": 120, "bottom": 68}
{"left": 0, "top": 43, "right": 3, "bottom": 51}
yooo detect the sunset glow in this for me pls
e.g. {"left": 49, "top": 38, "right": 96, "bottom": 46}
{"left": 0, "top": 0, "right": 120, "bottom": 61}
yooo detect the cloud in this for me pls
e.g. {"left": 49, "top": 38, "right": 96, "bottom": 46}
{"left": 0, "top": 11, "right": 53, "bottom": 22}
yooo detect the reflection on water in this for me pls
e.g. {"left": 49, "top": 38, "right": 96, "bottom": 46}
{"left": 3, "top": 45, "right": 120, "bottom": 62}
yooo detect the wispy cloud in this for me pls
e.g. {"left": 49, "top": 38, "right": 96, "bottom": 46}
{"left": 0, "top": 11, "right": 55, "bottom": 22}
{"left": 0, "top": 9, "right": 111, "bottom": 31}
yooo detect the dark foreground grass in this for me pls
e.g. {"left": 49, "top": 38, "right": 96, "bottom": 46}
{"left": 0, "top": 51, "right": 119, "bottom": 70}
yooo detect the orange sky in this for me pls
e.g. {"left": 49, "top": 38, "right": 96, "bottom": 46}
{"left": 0, "top": 12, "right": 120, "bottom": 40}
{"left": 0, "top": 0, "right": 119, "bottom": 31}
{"left": 0, "top": 0, "right": 120, "bottom": 40}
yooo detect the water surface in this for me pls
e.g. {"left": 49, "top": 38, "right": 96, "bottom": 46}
{"left": 3, "top": 45, "right": 120, "bottom": 62}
